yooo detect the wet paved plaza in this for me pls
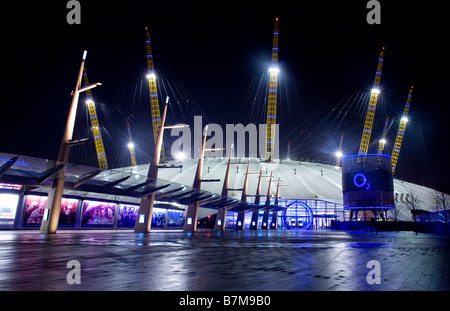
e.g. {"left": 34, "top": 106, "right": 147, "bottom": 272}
{"left": 0, "top": 229, "right": 449, "bottom": 291}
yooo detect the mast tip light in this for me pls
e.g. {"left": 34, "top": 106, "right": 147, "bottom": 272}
{"left": 275, "top": 17, "right": 279, "bottom": 21}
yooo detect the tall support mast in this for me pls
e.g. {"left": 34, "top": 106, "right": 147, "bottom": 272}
{"left": 83, "top": 68, "right": 108, "bottom": 169}
{"left": 145, "top": 26, "right": 165, "bottom": 162}
{"left": 261, "top": 171, "right": 273, "bottom": 229}
{"left": 286, "top": 141, "right": 291, "bottom": 160}
{"left": 40, "top": 50, "right": 101, "bottom": 234}
{"left": 214, "top": 149, "right": 233, "bottom": 231}
{"left": 265, "top": 17, "right": 280, "bottom": 162}
{"left": 391, "top": 86, "right": 413, "bottom": 175}
{"left": 183, "top": 126, "right": 209, "bottom": 233}
{"left": 126, "top": 121, "right": 137, "bottom": 167}
{"left": 358, "top": 47, "right": 385, "bottom": 158}
{"left": 377, "top": 115, "right": 390, "bottom": 155}
{"left": 335, "top": 133, "right": 344, "bottom": 167}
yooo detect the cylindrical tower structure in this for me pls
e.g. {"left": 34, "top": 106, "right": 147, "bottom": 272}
{"left": 341, "top": 154, "right": 394, "bottom": 220}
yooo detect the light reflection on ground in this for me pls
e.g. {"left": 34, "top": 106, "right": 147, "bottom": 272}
{"left": 0, "top": 229, "right": 448, "bottom": 291}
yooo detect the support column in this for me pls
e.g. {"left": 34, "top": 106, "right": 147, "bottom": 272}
{"left": 250, "top": 210, "right": 259, "bottom": 230}
{"left": 261, "top": 210, "right": 270, "bottom": 229}
{"left": 214, "top": 151, "right": 232, "bottom": 232}
{"left": 183, "top": 125, "right": 208, "bottom": 233}
{"left": 234, "top": 162, "right": 251, "bottom": 231}
{"left": 184, "top": 202, "right": 199, "bottom": 232}
{"left": 270, "top": 211, "right": 278, "bottom": 229}
{"left": 40, "top": 51, "right": 100, "bottom": 234}
{"left": 214, "top": 207, "right": 227, "bottom": 231}
{"left": 134, "top": 103, "right": 168, "bottom": 233}
{"left": 40, "top": 177, "right": 65, "bottom": 234}
{"left": 235, "top": 211, "right": 245, "bottom": 230}
{"left": 134, "top": 194, "right": 155, "bottom": 232}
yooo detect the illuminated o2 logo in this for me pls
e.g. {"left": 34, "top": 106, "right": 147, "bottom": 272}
{"left": 353, "top": 173, "right": 371, "bottom": 190}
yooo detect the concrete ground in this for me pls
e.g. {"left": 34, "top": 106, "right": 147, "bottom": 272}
{"left": 0, "top": 229, "right": 448, "bottom": 291}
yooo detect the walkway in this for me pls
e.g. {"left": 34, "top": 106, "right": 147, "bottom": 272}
{"left": 0, "top": 230, "right": 448, "bottom": 291}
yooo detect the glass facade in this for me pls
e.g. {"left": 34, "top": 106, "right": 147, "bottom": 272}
{"left": 0, "top": 187, "right": 344, "bottom": 230}
{"left": 224, "top": 200, "right": 344, "bottom": 230}
{"left": 282, "top": 201, "right": 313, "bottom": 229}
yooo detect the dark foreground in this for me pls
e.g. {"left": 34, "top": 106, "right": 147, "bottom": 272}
{"left": 0, "top": 229, "right": 448, "bottom": 291}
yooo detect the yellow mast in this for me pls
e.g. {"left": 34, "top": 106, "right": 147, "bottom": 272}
{"left": 391, "top": 86, "right": 413, "bottom": 175}
{"left": 377, "top": 115, "right": 389, "bottom": 154}
{"left": 265, "top": 17, "right": 280, "bottom": 162}
{"left": 145, "top": 26, "right": 165, "bottom": 162}
{"left": 335, "top": 133, "right": 344, "bottom": 167}
{"left": 287, "top": 141, "right": 291, "bottom": 160}
{"left": 83, "top": 68, "right": 108, "bottom": 169}
{"left": 127, "top": 121, "right": 137, "bottom": 167}
{"left": 358, "top": 47, "right": 385, "bottom": 159}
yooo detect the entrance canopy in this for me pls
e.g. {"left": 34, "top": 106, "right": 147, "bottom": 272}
{"left": 0, "top": 152, "right": 255, "bottom": 211}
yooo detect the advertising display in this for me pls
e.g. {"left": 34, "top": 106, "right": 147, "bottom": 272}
{"left": 0, "top": 193, "right": 20, "bottom": 227}
{"left": 167, "top": 210, "right": 184, "bottom": 228}
{"left": 81, "top": 200, "right": 116, "bottom": 227}
{"left": 152, "top": 207, "right": 166, "bottom": 228}
{"left": 23, "top": 195, "right": 78, "bottom": 228}
{"left": 0, "top": 183, "right": 23, "bottom": 191}
{"left": 117, "top": 204, "right": 138, "bottom": 228}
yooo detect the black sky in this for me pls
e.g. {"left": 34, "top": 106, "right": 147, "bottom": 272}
{"left": 1, "top": 1, "right": 449, "bottom": 194}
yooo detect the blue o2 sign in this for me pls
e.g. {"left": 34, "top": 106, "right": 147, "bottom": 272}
{"left": 342, "top": 171, "right": 393, "bottom": 192}
{"left": 353, "top": 173, "right": 370, "bottom": 190}
{"left": 341, "top": 154, "right": 395, "bottom": 210}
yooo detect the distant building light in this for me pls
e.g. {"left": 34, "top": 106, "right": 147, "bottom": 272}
{"left": 401, "top": 116, "right": 409, "bottom": 123}
{"left": 335, "top": 151, "right": 343, "bottom": 158}
{"left": 146, "top": 72, "right": 156, "bottom": 80}
{"left": 128, "top": 142, "right": 135, "bottom": 149}
{"left": 379, "top": 138, "right": 387, "bottom": 144}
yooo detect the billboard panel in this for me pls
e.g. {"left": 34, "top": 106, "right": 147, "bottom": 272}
{"left": 23, "top": 195, "right": 78, "bottom": 227}
{"left": 81, "top": 200, "right": 116, "bottom": 227}
{"left": 152, "top": 207, "right": 166, "bottom": 228}
{"left": 0, "top": 193, "right": 20, "bottom": 227}
{"left": 118, "top": 204, "right": 138, "bottom": 228}
{"left": 167, "top": 210, "right": 184, "bottom": 228}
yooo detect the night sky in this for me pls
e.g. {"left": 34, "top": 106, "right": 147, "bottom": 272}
{"left": 1, "top": 1, "right": 449, "bottom": 194}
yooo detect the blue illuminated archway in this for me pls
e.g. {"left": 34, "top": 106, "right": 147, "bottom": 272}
{"left": 282, "top": 201, "right": 313, "bottom": 230}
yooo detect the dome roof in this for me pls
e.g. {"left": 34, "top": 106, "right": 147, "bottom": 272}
{"left": 129, "top": 157, "right": 442, "bottom": 222}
